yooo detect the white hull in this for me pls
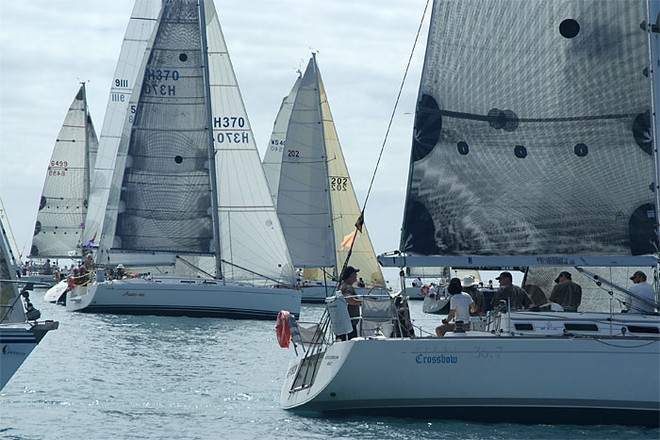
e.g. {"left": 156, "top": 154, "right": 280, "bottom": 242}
{"left": 66, "top": 277, "right": 302, "bottom": 320}
{"left": 421, "top": 295, "right": 450, "bottom": 314}
{"left": 44, "top": 280, "right": 68, "bottom": 303}
{"left": 281, "top": 310, "right": 660, "bottom": 426}
{"left": 0, "top": 322, "right": 59, "bottom": 390}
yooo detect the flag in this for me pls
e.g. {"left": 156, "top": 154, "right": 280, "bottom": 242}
{"left": 340, "top": 230, "right": 357, "bottom": 250}
{"left": 354, "top": 214, "right": 364, "bottom": 233}
{"left": 84, "top": 233, "right": 96, "bottom": 249}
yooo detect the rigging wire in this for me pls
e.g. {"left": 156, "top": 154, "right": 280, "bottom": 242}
{"left": 338, "top": 0, "right": 431, "bottom": 278}
{"left": 362, "top": 0, "right": 430, "bottom": 210}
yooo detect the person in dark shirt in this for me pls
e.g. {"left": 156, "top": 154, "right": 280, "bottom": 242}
{"left": 339, "top": 266, "right": 362, "bottom": 339}
{"left": 549, "top": 271, "right": 582, "bottom": 311}
{"left": 490, "top": 271, "right": 532, "bottom": 310}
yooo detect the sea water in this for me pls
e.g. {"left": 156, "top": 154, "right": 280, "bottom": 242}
{"left": 1, "top": 291, "right": 658, "bottom": 440}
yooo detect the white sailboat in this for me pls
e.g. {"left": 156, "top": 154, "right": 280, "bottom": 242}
{"left": 279, "top": 0, "right": 660, "bottom": 426}
{"left": 30, "top": 83, "right": 99, "bottom": 262}
{"left": 66, "top": 0, "right": 301, "bottom": 319}
{"left": 24, "top": 83, "right": 99, "bottom": 301}
{"left": 1, "top": 199, "right": 59, "bottom": 390}
{"left": 263, "top": 54, "right": 386, "bottom": 303}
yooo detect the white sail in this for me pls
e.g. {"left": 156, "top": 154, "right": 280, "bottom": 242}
{"left": 82, "top": 0, "right": 161, "bottom": 256}
{"left": 264, "top": 55, "right": 385, "bottom": 287}
{"left": 29, "top": 83, "right": 98, "bottom": 259}
{"left": 263, "top": 75, "right": 301, "bottom": 205}
{"left": 0, "top": 198, "right": 22, "bottom": 271}
{"left": 205, "top": 1, "right": 295, "bottom": 283}
{"left": 0, "top": 201, "right": 25, "bottom": 325}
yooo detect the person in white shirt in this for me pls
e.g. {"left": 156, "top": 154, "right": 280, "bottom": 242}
{"left": 626, "top": 271, "right": 657, "bottom": 314}
{"left": 436, "top": 278, "right": 475, "bottom": 336}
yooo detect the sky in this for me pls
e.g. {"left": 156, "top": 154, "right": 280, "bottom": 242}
{"left": 0, "top": 0, "right": 434, "bottom": 287}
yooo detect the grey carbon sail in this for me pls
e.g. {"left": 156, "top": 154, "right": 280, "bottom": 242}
{"left": 114, "top": 1, "right": 213, "bottom": 254}
{"left": 401, "top": 0, "right": 657, "bottom": 259}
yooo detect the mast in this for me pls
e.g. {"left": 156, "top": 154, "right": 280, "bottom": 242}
{"left": 648, "top": 0, "right": 660, "bottom": 240}
{"left": 314, "top": 53, "right": 338, "bottom": 278}
{"left": 81, "top": 82, "right": 91, "bottom": 251}
{"left": 198, "top": 0, "right": 223, "bottom": 280}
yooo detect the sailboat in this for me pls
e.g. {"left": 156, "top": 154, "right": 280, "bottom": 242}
{"left": 66, "top": 0, "right": 301, "bottom": 319}
{"left": 1, "top": 199, "right": 59, "bottom": 390}
{"left": 263, "top": 54, "right": 386, "bottom": 303}
{"left": 23, "top": 83, "right": 99, "bottom": 301}
{"left": 279, "top": 0, "right": 660, "bottom": 426}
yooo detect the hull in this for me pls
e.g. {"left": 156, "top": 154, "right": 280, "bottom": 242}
{"left": 281, "top": 334, "right": 660, "bottom": 426}
{"left": 66, "top": 277, "right": 302, "bottom": 319}
{"left": 421, "top": 295, "right": 450, "bottom": 314}
{"left": 44, "top": 280, "right": 68, "bottom": 303}
{"left": 0, "top": 322, "right": 59, "bottom": 390}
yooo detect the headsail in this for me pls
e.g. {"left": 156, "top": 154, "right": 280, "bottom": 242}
{"left": 29, "top": 83, "right": 98, "bottom": 259}
{"left": 400, "top": 0, "right": 657, "bottom": 263}
{"left": 80, "top": 0, "right": 161, "bottom": 259}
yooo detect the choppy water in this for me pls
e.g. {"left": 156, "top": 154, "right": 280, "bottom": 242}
{"left": 1, "top": 291, "right": 658, "bottom": 440}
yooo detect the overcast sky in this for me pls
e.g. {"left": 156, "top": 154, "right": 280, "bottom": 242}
{"left": 0, "top": 0, "right": 432, "bottom": 286}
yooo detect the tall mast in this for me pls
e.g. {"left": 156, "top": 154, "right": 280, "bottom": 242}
{"left": 313, "top": 53, "right": 338, "bottom": 277}
{"left": 198, "top": 0, "right": 223, "bottom": 279}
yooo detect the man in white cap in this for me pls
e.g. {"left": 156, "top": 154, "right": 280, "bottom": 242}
{"left": 626, "top": 271, "right": 656, "bottom": 314}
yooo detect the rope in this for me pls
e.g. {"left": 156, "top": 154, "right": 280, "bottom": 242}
{"left": 338, "top": 0, "right": 432, "bottom": 277}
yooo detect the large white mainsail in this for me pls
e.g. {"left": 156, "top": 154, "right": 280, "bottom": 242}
{"left": 263, "top": 55, "right": 385, "bottom": 291}
{"left": 67, "top": 0, "right": 300, "bottom": 319}
{"left": 29, "top": 83, "right": 98, "bottom": 260}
